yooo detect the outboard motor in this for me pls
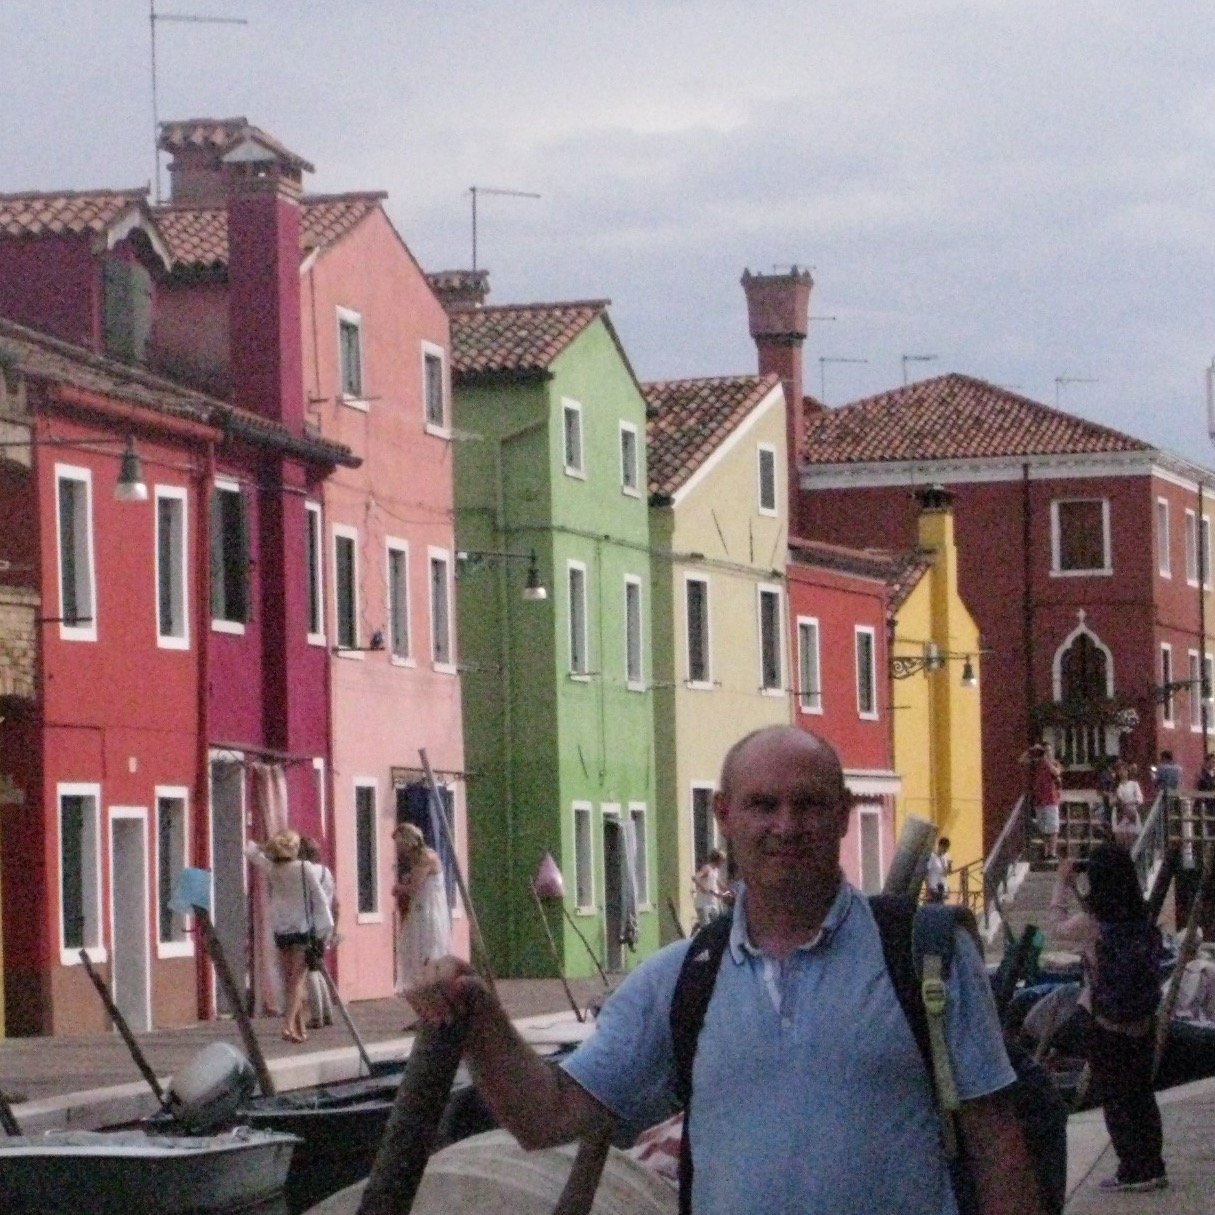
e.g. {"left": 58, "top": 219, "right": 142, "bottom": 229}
{"left": 165, "top": 1041, "right": 256, "bottom": 1133}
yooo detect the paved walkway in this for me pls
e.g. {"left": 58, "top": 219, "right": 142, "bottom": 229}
{"left": 2, "top": 977, "right": 1211, "bottom": 1213}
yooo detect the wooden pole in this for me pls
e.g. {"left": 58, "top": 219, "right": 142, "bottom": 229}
{"left": 317, "top": 960, "right": 375, "bottom": 1075}
{"left": 560, "top": 903, "right": 611, "bottom": 990}
{"left": 193, "top": 905, "right": 276, "bottom": 1097}
{"left": 419, "top": 748, "right": 497, "bottom": 995}
{"left": 529, "top": 883, "right": 585, "bottom": 1022}
{"left": 78, "top": 949, "right": 166, "bottom": 1105}
{"left": 552, "top": 1131, "right": 612, "bottom": 1215}
{"left": 357, "top": 1019, "right": 468, "bottom": 1215}
{"left": 666, "top": 895, "right": 687, "bottom": 940}
{"left": 0, "top": 1092, "right": 20, "bottom": 1137}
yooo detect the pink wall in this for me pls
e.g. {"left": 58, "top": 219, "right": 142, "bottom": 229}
{"left": 303, "top": 208, "right": 468, "bottom": 999}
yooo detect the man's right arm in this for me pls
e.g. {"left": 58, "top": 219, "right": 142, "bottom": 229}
{"left": 407, "top": 958, "right": 616, "bottom": 1150}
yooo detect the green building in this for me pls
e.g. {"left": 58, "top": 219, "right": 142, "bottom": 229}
{"left": 447, "top": 295, "right": 658, "bottom": 978}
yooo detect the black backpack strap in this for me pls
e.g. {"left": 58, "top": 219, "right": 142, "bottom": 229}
{"left": 669, "top": 913, "right": 732, "bottom": 1215}
{"left": 869, "top": 893, "right": 932, "bottom": 1070}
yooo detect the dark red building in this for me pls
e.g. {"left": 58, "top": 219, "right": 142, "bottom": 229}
{"left": 798, "top": 373, "right": 1215, "bottom": 847}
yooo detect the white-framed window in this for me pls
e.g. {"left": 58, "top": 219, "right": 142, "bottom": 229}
{"left": 758, "top": 584, "right": 783, "bottom": 692}
{"left": 624, "top": 575, "right": 643, "bottom": 689}
{"left": 691, "top": 784, "right": 719, "bottom": 870}
{"left": 422, "top": 341, "right": 448, "bottom": 432}
{"left": 1157, "top": 498, "right": 1171, "bottom": 579}
{"left": 619, "top": 422, "right": 640, "bottom": 496}
{"left": 55, "top": 465, "right": 97, "bottom": 641}
{"left": 857, "top": 804, "right": 883, "bottom": 895}
{"left": 211, "top": 478, "right": 248, "bottom": 632}
{"left": 1161, "top": 644, "right": 1175, "bottom": 728}
{"left": 856, "top": 626, "right": 878, "bottom": 719}
{"left": 1186, "top": 509, "right": 1199, "bottom": 586}
{"left": 387, "top": 539, "right": 411, "bottom": 663}
{"left": 429, "top": 548, "right": 454, "bottom": 670}
{"left": 155, "top": 788, "right": 192, "bottom": 957}
{"left": 757, "top": 444, "right": 778, "bottom": 516}
{"left": 797, "top": 616, "right": 823, "bottom": 713}
{"left": 1190, "top": 651, "right": 1204, "bottom": 731}
{"left": 354, "top": 780, "right": 379, "bottom": 919}
{"left": 1051, "top": 498, "right": 1111, "bottom": 575}
{"left": 337, "top": 306, "right": 365, "bottom": 402}
{"left": 59, "top": 783, "right": 103, "bottom": 964}
{"left": 629, "top": 803, "right": 650, "bottom": 907}
{"left": 305, "top": 501, "right": 324, "bottom": 644}
{"left": 573, "top": 802, "right": 595, "bottom": 912}
{"left": 333, "top": 525, "right": 360, "bottom": 652}
{"left": 685, "top": 575, "right": 711, "bottom": 686}
{"left": 562, "top": 398, "right": 585, "bottom": 477}
{"left": 568, "top": 561, "right": 589, "bottom": 675}
{"left": 155, "top": 487, "right": 188, "bottom": 649}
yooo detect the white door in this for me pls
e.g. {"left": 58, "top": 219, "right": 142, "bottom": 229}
{"left": 109, "top": 808, "right": 152, "bottom": 1033}
{"left": 209, "top": 755, "right": 248, "bottom": 1016}
{"left": 859, "top": 807, "right": 883, "bottom": 895}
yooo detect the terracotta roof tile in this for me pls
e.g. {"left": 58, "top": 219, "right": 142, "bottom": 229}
{"left": 643, "top": 374, "right": 781, "bottom": 498}
{"left": 0, "top": 188, "right": 147, "bottom": 239}
{"left": 788, "top": 536, "right": 906, "bottom": 584}
{"left": 803, "top": 373, "right": 1149, "bottom": 464}
{"left": 153, "top": 193, "right": 384, "bottom": 269}
{"left": 158, "top": 117, "right": 314, "bottom": 174}
{"left": 449, "top": 302, "right": 609, "bottom": 377}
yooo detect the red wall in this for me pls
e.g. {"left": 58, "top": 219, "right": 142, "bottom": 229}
{"left": 0, "top": 236, "right": 100, "bottom": 351}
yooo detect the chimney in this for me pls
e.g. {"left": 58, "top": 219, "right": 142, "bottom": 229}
{"left": 427, "top": 269, "right": 490, "bottom": 313}
{"left": 224, "top": 139, "right": 306, "bottom": 431}
{"left": 741, "top": 266, "right": 813, "bottom": 533}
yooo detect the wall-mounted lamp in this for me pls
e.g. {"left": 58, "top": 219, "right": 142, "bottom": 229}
{"left": 332, "top": 629, "right": 385, "bottom": 655}
{"left": 891, "top": 643, "right": 981, "bottom": 688}
{"left": 1153, "top": 677, "right": 1209, "bottom": 704}
{"left": 457, "top": 548, "right": 547, "bottom": 602}
{"left": 0, "top": 431, "right": 148, "bottom": 503}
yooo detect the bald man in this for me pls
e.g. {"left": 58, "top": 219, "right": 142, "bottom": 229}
{"left": 407, "top": 726, "right": 1043, "bottom": 1215}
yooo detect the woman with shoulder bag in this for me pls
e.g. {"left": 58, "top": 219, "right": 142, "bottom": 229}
{"left": 1050, "top": 846, "right": 1166, "bottom": 1192}
{"left": 245, "top": 829, "right": 335, "bottom": 1044}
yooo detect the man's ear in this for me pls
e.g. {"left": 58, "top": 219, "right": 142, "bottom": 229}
{"left": 712, "top": 790, "right": 730, "bottom": 837}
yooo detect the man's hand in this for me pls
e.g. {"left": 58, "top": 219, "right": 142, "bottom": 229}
{"left": 405, "top": 956, "right": 493, "bottom": 1029}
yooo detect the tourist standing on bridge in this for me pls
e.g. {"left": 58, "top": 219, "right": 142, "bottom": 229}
{"left": 1023, "top": 742, "right": 1063, "bottom": 862}
{"left": 408, "top": 726, "right": 1044, "bottom": 1215}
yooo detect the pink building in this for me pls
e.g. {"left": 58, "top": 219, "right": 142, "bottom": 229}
{"left": 151, "top": 120, "right": 467, "bottom": 999}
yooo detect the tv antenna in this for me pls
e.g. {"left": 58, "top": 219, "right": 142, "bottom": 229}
{"left": 469, "top": 186, "right": 540, "bottom": 273}
{"left": 149, "top": 2, "right": 249, "bottom": 204}
{"left": 902, "top": 354, "right": 937, "bottom": 385}
{"left": 819, "top": 356, "right": 868, "bottom": 403}
{"left": 1054, "top": 375, "right": 1097, "bottom": 408}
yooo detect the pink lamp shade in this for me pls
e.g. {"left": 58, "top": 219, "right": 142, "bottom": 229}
{"left": 532, "top": 852, "right": 566, "bottom": 900}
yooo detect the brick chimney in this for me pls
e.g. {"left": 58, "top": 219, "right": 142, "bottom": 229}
{"left": 741, "top": 266, "right": 813, "bottom": 533}
{"left": 224, "top": 138, "right": 306, "bottom": 431}
{"left": 426, "top": 269, "right": 490, "bottom": 313}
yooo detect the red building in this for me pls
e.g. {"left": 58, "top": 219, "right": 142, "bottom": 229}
{"left": 799, "top": 373, "right": 1215, "bottom": 846}
{"left": 0, "top": 158, "right": 355, "bottom": 1032}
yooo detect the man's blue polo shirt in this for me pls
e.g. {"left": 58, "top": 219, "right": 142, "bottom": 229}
{"left": 562, "top": 881, "right": 1014, "bottom": 1215}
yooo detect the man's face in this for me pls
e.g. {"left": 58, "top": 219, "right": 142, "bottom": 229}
{"left": 713, "top": 731, "right": 849, "bottom": 900}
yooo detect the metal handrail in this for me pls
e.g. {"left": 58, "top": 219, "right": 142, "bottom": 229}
{"left": 1130, "top": 790, "right": 1167, "bottom": 895}
{"left": 981, "top": 794, "right": 1027, "bottom": 927}
{"left": 954, "top": 858, "right": 986, "bottom": 920}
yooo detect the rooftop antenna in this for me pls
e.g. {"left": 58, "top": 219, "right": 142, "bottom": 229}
{"left": 819, "top": 356, "right": 868, "bottom": 404}
{"left": 469, "top": 186, "right": 541, "bottom": 273}
{"left": 902, "top": 354, "right": 938, "bottom": 385}
{"left": 149, "top": 1, "right": 248, "bottom": 204}
{"left": 1054, "top": 374, "right": 1098, "bottom": 408}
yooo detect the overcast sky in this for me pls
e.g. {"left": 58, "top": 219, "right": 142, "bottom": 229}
{"left": 5, "top": 1, "right": 1215, "bottom": 459}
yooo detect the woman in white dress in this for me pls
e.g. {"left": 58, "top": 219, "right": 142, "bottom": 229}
{"left": 1112, "top": 761, "right": 1144, "bottom": 852}
{"left": 392, "top": 822, "right": 451, "bottom": 995}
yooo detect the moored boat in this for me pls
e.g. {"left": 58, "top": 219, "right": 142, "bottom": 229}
{"left": 0, "top": 1126, "right": 299, "bottom": 1215}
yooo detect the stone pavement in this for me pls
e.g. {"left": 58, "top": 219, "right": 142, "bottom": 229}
{"left": 2, "top": 975, "right": 1212, "bottom": 1213}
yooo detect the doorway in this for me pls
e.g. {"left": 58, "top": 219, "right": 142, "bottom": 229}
{"left": 602, "top": 812, "right": 623, "bottom": 972}
{"left": 858, "top": 806, "right": 882, "bottom": 895}
{"left": 109, "top": 809, "right": 151, "bottom": 1033}
{"left": 209, "top": 755, "right": 247, "bottom": 1015}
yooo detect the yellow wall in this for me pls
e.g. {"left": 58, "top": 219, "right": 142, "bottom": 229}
{"left": 891, "top": 505, "right": 985, "bottom": 887}
{"left": 651, "top": 386, "right": 791, "bottom": 937}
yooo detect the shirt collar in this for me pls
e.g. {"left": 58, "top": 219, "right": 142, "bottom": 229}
{"left": 727, "top": 875, "right": 855, "bottom": 964}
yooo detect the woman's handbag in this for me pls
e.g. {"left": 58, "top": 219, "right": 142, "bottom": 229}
{"left": 301, "top": 863, "right": 326, "bottom": 970}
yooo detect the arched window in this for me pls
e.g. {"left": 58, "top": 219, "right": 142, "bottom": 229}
{"left": 1059, "top": 631, "right": 1109, "bottom": 704}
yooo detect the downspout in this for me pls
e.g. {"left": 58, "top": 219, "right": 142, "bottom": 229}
{"left": 194, "top": 438, "right": 215, "bottom": 1019}
{"left": 1022, "top": 463, "right": 1035, "bottom": 742}
{"left": 1201, "top": 485, "right": 1210, "bottom": 748}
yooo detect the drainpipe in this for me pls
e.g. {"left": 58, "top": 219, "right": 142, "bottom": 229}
{"left": 194, "top": 439, "right": 216, "bottom": 1019}
{"left": 1022, "top": 464, "right": 1034, "bottom": 741}
{"left": 1202, "top": 485, "right": 1210, "bottom": 748}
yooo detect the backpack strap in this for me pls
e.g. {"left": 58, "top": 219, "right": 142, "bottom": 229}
{"left": 669, "top": 913, "right": 732, "bottom": 1215}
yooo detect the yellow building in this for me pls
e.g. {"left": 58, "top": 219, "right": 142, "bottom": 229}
{"left": 889, "top": 486, "right": 985, "bottom": 885}
{"left": 645, "top": 374, "right": 791, "bottom": 939}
